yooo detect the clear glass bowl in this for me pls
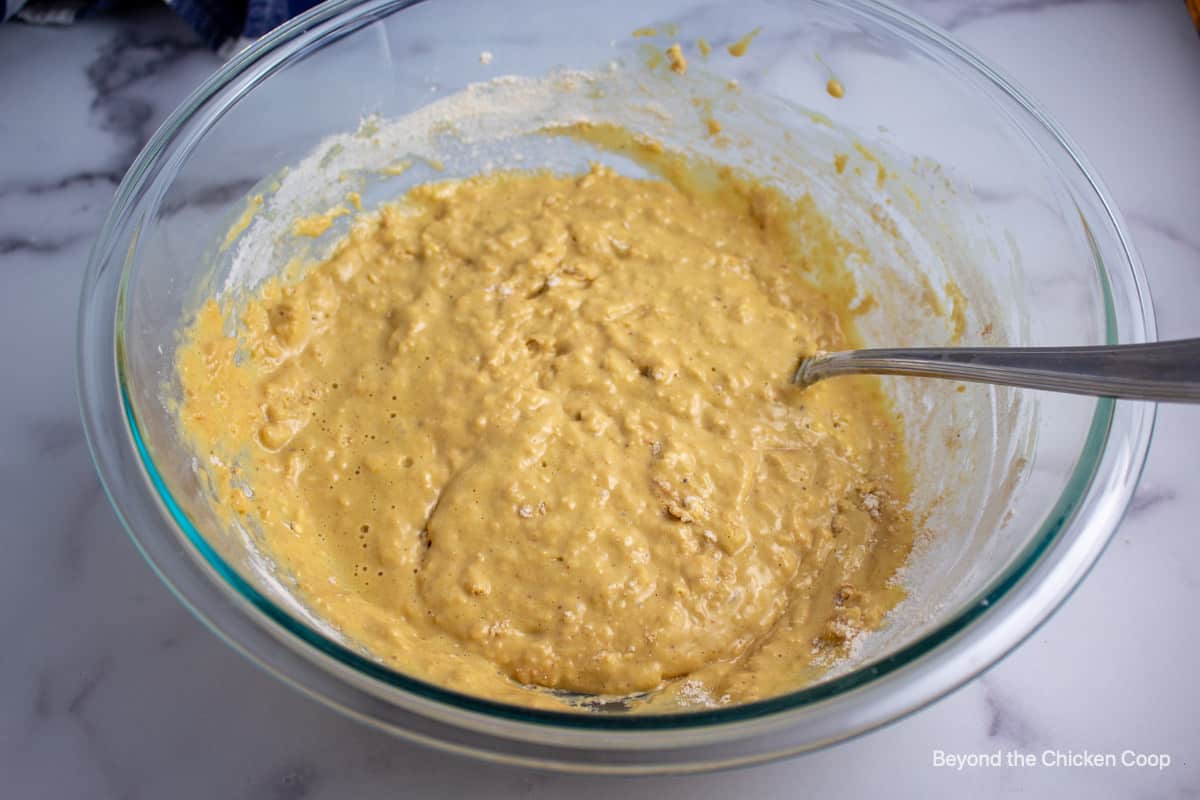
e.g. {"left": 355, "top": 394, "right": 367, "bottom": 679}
{"left": 77, "top": 0, "right": 1155, "bottom": 774}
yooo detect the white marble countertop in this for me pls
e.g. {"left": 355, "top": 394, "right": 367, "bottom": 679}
{"left": 2, "top": 1, "right": 1197, "bottom": 796}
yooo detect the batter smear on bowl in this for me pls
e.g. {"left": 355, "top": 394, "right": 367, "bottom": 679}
{"left": 176, "top": 142, "right": 918, "bottom": 710}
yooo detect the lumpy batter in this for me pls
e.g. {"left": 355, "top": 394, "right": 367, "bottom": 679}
{"left": 177, "top": 151, "right": 916, "bottom": 709}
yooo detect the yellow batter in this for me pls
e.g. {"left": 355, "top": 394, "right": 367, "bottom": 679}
{"left": 177, "top": 143, "right": 916, "bottom": 710}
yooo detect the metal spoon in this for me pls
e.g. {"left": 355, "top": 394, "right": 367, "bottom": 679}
{"left": 792, "top": 338, "right": 1200, "bottom": 403}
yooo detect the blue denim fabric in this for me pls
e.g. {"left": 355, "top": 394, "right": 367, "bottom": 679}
{"left": 5, "top": 0, "right": 323, "bottom": 49}
{"left": 169, "top": 0, "right": 322, "bottom": 48}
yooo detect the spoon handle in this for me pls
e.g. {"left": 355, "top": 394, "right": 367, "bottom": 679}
{"left": 793, "top": 338, "right": 1200, "bottom": 403}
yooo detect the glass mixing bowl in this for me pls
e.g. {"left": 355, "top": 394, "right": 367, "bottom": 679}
{"left": 77, "top": 0, "right": 1155, "bottom": 774}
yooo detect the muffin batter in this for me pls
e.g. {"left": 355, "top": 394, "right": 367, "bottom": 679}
{"left": 177, "top": 151, "right": 916, "bottom": 709}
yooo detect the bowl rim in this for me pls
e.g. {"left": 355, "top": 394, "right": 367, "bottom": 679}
{"left": 77, "top": 0, "right": 1157, "bottom": 769}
